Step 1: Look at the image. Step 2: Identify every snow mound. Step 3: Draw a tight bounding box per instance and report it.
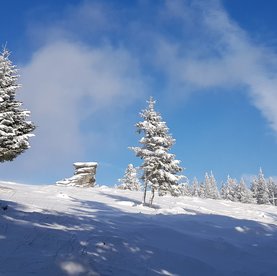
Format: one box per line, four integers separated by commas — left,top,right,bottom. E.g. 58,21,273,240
56,192,72,199
117,201,135,207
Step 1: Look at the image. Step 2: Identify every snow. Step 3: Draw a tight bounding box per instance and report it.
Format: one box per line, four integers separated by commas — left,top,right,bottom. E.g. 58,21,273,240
74,162,98,167
1,182,277,275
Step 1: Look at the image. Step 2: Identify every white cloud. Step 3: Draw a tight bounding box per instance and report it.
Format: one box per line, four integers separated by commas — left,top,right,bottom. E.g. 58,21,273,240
155,0,277,134
6,40,145,182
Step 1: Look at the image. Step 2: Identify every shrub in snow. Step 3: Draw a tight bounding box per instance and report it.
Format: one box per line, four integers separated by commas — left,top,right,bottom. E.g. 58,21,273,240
0,48,35,161
221,175,237,202
204,172,220,199
177,181,192,197
130,97,184,205
251,168,271,205
117,164,141,191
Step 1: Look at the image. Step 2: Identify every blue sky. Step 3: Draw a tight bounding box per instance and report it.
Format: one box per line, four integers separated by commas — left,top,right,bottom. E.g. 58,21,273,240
1,0,277,186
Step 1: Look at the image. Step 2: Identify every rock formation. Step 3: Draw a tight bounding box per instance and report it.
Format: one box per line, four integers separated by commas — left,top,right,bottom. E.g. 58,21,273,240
56,162,97,187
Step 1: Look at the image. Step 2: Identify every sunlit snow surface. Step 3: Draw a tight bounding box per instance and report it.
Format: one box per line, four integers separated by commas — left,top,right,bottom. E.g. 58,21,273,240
1,182,277,275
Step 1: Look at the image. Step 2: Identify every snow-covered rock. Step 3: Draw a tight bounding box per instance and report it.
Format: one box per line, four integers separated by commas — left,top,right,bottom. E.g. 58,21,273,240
56,162,97,187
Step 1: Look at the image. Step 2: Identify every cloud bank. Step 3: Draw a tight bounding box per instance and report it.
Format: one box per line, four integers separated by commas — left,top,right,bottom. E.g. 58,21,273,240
25,41,143,137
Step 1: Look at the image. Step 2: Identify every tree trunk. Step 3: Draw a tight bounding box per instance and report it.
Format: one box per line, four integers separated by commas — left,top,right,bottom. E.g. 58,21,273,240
143,182,148,205
150,188,155,206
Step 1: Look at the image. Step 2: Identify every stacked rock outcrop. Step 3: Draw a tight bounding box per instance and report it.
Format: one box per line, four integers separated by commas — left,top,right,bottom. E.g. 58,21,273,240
56,162,97,187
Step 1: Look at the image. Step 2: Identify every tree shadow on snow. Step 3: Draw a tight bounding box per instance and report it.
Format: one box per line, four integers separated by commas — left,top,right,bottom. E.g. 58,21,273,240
0,196,277,276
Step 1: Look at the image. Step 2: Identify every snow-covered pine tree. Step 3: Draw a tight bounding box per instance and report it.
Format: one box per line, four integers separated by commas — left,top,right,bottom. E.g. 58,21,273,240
198,182,206,198
204,172,220,199
191,177,199,197
251,168,270,205
130,97,183,205
117,164,141,191
267,177,277,205
221,175,237,201
235,178,254,204
210,172,220,199
204,173,210,198
0,48,35,162
250,177,258,203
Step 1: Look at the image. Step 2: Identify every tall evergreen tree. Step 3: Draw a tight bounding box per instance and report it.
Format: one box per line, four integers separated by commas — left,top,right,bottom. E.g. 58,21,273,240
117,164,141,191
0,48,35,161
130,97,183,205
251,168,270,205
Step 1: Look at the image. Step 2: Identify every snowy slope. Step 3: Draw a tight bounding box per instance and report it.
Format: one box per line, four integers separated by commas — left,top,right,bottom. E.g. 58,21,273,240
0,182,277,276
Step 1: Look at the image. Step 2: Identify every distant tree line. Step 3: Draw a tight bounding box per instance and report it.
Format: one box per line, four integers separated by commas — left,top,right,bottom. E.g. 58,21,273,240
117,164,277,206
179,168,277,206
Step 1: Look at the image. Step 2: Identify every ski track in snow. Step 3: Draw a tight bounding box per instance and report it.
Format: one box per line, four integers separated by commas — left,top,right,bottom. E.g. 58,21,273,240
0,182,277,276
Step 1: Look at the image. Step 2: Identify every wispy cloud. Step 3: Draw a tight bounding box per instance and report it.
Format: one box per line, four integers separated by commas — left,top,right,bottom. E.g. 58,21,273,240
153,0,277,134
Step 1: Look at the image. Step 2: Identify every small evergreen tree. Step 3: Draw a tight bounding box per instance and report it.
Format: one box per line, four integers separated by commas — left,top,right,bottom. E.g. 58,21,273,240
251,168,270,205
267,177,277,205
117,164,141,191
0,48,35,161
130,97,183,205
235,178,254,204
191,177,199,197
221,175,237,201
204,172,220,199
198,182,206,198
250,177,259,203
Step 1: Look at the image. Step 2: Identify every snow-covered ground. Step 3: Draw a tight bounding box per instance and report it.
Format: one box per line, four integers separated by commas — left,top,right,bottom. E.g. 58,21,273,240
0,182,277,276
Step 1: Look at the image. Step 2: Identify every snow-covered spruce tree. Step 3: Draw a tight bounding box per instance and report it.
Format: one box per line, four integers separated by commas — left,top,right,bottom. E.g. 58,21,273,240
235,178,254,204
117,164,141,191
198,182,206,198
191,177,200,197
0,48,35,161
267,177,277,205
221,175,237,201
251,168,270,205
130,97,183,205
204,172,220,199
